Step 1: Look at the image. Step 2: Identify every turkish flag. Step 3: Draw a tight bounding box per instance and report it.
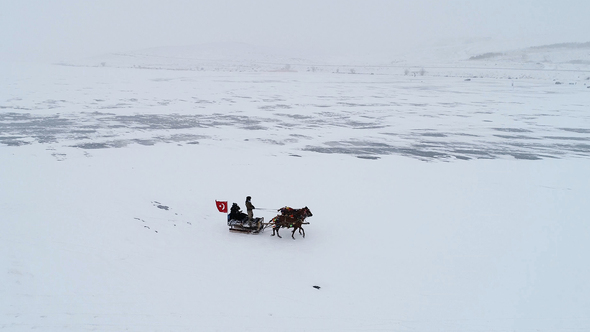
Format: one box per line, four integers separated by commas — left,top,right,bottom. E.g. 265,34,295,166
215,200,228,213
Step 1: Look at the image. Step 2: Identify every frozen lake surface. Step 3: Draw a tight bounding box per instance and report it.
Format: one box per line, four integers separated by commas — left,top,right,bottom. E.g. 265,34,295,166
2,63,589,161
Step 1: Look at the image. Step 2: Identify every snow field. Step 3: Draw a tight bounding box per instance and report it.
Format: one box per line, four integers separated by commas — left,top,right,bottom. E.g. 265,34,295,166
2,141,589,331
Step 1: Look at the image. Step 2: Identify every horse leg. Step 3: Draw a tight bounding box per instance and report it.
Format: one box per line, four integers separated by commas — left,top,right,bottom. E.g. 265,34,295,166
300,226,305,238
276,226,282,238
292,227,296,239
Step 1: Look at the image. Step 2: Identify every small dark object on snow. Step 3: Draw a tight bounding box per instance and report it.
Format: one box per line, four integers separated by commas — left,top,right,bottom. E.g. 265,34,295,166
313,285,321,290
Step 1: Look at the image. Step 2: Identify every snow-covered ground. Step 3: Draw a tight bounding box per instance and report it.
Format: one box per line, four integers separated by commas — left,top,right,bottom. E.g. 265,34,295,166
1,45,590,331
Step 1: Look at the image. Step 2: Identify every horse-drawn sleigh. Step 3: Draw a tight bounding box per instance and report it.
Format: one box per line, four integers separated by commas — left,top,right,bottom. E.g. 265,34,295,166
227,205,313,239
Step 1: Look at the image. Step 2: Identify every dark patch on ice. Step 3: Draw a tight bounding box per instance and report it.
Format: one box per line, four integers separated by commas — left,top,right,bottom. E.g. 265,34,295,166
290,134,312,139
493,135,540,140
257,139,285,145
276,113,313,120
303,137,562,161
544,136,589,141
73,142,111,149
399,148,447,159
451,148,492,158
492,128,533,133
133,139,157,146
242,124,267,130
349,123,388,130
557,143,590,153
419,132,448,138
70,129,97,134
0,137,31,146
454,133,482,137
510,153,542,160
73,140,132,149
304,140,448,160
156,134,208,143
2,109,590,161
112,114,207,130
560,128,590,134
0,112,214,148
260,104,292,110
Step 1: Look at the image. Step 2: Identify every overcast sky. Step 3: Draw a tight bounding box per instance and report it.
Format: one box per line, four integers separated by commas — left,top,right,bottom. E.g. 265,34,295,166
1,0,589,62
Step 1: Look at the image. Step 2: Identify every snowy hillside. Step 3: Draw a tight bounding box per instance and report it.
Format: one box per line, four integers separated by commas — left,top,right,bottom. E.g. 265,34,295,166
390,40,590,81
2,40,590,331
468,42,590,65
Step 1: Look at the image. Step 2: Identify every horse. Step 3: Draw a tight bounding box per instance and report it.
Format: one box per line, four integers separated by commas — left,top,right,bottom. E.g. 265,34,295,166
271,215,306,239
278,206,313,219
271,207,313,239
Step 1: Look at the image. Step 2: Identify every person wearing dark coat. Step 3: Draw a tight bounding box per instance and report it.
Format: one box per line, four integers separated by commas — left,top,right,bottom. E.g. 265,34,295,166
229,203,247,221
245,196,255,222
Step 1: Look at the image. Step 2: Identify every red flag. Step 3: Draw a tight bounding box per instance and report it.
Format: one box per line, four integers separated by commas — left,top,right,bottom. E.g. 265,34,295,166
215,200,228,213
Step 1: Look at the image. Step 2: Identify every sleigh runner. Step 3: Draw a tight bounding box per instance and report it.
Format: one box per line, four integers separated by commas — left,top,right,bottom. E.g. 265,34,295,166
228,216,266,234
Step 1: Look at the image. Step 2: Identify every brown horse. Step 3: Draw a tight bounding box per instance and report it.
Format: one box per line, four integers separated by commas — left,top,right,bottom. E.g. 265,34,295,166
271,207,313,239
278,206,313,219
271,215,307,239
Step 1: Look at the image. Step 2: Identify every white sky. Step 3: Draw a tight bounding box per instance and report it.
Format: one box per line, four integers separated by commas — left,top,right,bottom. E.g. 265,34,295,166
1,0,589,62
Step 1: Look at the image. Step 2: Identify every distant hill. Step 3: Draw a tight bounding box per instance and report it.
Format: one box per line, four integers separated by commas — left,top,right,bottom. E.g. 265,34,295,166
60,42,319,72
467,42,590,65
